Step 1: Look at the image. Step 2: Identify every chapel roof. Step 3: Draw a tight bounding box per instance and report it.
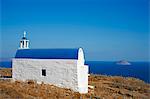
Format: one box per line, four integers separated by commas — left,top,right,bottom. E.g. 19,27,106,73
15,48,80,59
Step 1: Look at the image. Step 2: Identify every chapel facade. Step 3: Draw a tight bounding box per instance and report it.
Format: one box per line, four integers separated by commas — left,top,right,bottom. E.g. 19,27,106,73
12,31,89,93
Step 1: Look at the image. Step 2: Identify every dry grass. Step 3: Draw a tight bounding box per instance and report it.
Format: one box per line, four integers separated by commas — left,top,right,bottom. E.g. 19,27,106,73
0,79,92,99
0,68,150,99
89,75,150,99
0,68,12,77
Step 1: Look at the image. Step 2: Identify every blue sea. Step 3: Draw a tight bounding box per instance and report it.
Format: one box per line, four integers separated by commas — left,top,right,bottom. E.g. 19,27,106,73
86,61,150,83
0,60,149,83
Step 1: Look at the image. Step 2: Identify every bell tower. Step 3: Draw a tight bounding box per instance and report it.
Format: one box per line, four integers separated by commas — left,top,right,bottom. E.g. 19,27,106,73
19,31,30,49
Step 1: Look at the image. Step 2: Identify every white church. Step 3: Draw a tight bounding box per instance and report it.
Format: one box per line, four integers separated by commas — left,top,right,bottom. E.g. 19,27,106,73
12,31,89,93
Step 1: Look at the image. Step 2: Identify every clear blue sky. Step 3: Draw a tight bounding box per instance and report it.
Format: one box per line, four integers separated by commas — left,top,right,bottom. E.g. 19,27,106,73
0,0,149,61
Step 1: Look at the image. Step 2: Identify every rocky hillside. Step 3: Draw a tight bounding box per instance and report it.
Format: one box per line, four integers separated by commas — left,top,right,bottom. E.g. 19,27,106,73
0,68,149,99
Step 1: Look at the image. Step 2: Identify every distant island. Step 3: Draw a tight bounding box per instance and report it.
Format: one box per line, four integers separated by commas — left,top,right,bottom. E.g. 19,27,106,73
116,60,131,65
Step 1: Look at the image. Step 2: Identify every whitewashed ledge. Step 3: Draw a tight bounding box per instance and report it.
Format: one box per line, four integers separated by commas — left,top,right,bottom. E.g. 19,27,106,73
0,78,12,80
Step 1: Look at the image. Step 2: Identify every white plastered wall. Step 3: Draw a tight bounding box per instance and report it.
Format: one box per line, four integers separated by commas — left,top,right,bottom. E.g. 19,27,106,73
12,59,79,92
77,48,89,93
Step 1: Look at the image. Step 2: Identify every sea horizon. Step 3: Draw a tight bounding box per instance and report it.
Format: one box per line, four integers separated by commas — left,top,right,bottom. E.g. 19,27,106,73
0,59,149,83
0,58,150,62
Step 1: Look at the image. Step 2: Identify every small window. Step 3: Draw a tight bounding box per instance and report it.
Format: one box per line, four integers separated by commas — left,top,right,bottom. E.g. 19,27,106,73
42,69,46,76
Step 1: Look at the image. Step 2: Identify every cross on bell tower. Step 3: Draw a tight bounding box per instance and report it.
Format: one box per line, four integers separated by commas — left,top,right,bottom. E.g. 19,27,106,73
19,31,30,49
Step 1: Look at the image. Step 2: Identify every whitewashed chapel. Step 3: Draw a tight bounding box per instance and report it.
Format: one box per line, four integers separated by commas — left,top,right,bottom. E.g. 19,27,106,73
12,31,89,93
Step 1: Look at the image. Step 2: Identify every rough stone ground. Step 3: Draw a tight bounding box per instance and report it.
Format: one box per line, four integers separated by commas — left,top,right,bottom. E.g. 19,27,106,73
0,68,150,99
